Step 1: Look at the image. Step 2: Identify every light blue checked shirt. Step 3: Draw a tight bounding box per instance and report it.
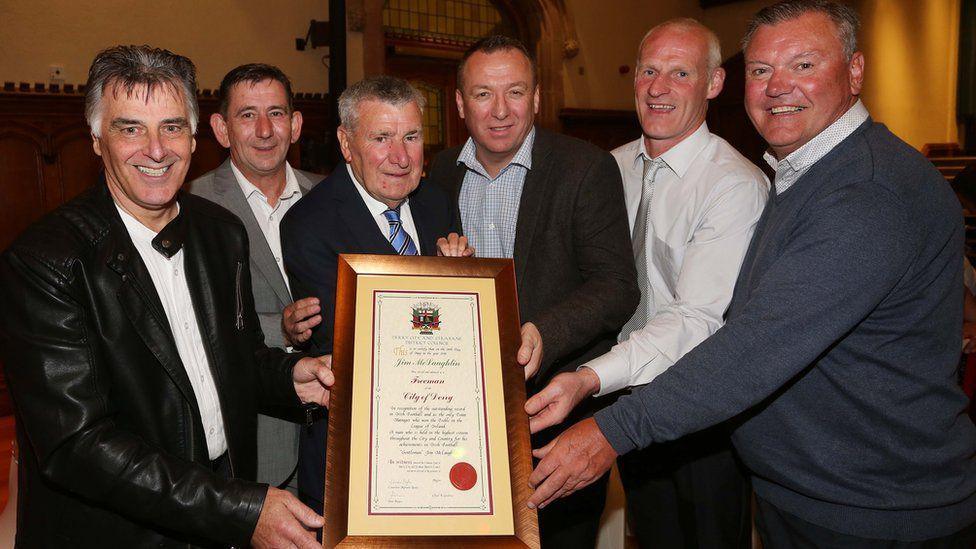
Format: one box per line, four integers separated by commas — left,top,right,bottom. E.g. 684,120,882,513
456,128,536,259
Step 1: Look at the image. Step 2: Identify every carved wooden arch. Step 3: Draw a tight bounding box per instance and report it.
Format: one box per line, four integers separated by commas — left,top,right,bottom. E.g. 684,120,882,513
358,0,578,130
492,0,579,129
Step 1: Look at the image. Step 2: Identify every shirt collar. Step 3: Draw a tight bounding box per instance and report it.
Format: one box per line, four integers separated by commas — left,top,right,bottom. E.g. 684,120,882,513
230,160,302,203
115,201,187,258
763,99,870,175
456,126,536,178
632,122,710,179
345,163,407,217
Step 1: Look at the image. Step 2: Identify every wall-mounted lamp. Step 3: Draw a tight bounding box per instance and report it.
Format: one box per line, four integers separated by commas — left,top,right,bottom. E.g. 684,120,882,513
296,20,332,51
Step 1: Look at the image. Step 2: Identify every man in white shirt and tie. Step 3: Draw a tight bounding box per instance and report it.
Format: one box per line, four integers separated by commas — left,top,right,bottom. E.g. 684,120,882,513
526,18,768,548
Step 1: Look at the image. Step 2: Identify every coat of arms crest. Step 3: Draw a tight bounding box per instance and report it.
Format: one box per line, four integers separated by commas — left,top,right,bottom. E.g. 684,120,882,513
411,302,441,335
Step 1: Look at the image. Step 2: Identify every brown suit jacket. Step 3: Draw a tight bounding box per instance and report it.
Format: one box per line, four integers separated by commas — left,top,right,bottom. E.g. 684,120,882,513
428,128,639,438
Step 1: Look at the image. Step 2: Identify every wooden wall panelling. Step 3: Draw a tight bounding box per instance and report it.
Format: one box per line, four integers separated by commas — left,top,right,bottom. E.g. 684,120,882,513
0,127,46,253
558,108,640,152
53,124,104,206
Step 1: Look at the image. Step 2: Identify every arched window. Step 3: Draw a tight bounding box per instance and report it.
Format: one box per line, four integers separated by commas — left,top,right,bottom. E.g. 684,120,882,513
383,0,517,47
412,81,444,149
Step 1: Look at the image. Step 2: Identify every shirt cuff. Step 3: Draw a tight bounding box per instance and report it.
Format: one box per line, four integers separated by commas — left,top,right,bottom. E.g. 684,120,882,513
582,352,630,397
594,407,638,456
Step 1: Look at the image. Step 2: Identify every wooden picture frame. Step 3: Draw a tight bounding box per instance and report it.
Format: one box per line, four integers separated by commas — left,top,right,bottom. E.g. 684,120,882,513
325,254,539,548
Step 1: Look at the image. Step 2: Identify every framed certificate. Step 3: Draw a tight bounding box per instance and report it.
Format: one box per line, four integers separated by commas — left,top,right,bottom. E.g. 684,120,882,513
324,254,539,548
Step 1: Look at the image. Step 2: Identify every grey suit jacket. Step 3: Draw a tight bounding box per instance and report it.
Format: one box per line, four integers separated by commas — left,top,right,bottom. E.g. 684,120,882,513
188,158,320,488
189,159,319,348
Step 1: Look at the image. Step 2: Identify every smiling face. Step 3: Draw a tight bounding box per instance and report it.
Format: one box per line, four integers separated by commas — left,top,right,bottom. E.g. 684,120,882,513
92,81,195,229
211,78,302,184
744,11,864,159
635,25,724,158
338,99,424,208
456,48,539,176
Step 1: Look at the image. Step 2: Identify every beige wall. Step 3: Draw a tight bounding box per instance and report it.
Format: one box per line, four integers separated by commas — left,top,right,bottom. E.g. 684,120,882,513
561,0,703,110
854,0,960,148
0,0,330,92
701,0,778,59
0,0,960,148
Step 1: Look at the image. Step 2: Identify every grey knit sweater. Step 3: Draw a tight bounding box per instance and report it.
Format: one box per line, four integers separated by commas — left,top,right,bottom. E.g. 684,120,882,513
595,120,976,541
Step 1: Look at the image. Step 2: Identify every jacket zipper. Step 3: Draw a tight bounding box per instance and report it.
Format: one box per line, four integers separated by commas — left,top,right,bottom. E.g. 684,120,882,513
235,261,244,331
227,263,242,479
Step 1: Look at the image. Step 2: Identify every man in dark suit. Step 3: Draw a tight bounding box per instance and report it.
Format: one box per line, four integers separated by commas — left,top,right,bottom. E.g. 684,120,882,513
189,63,321,493
281,75,466,515
425,36,639,548
0,45,333,548
527,2,976,546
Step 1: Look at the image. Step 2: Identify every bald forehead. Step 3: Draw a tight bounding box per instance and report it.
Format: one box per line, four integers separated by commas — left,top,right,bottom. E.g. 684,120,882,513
641,25,708,57
639,29,712,72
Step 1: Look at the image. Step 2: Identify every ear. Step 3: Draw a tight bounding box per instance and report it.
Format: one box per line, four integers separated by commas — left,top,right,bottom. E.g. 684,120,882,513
337,126,353,163
210,112,231,148
92,133,102,157
191,136,196,154
849,51,865,96
706,67,725,100
290,110,304,144
455,89,465,119
532,84,541,114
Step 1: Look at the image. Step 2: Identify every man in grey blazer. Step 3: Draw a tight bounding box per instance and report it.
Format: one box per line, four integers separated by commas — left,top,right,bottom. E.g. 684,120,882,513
188,63,322,493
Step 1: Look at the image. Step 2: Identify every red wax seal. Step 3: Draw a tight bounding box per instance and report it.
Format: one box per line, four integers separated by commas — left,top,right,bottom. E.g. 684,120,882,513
449,462,477,491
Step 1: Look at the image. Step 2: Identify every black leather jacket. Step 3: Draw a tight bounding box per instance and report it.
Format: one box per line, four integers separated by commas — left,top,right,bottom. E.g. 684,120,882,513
0,184,303,547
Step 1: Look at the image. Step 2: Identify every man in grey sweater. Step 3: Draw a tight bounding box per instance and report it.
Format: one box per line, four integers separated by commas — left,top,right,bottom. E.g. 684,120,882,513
526,1,976,546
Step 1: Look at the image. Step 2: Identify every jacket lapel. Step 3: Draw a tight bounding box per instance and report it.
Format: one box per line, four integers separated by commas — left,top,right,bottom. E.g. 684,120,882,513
178,212,230,391
332,166,399,254
212,160,293,306
294,169,319,196
445,158,467,234
513,128,552,281
411,185,438,256
102,203,200,415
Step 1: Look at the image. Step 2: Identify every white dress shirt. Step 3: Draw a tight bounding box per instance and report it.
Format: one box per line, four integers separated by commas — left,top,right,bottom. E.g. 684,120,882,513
116,204,227,459
346,163,421,248
230,161,302,290
586,122,769,396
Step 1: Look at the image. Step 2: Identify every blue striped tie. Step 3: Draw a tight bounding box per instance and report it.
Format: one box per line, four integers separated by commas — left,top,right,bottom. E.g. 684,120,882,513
383,207,419,256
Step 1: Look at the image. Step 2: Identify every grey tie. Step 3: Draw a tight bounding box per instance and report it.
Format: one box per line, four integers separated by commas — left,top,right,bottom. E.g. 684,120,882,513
619,158,667,342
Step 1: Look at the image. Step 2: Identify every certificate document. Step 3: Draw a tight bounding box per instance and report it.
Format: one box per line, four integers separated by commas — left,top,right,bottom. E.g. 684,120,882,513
369,290,491,514
345,273,515,537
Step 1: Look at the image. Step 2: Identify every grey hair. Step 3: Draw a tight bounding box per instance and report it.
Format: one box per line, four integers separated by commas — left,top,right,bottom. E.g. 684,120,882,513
85,45,199,137
338,75,426,132
742,0,860,61
638,18,722,75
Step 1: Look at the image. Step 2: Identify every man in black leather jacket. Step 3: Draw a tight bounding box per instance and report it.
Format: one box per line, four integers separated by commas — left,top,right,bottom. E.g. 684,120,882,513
0,45,333,548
